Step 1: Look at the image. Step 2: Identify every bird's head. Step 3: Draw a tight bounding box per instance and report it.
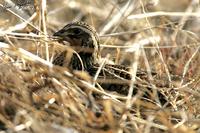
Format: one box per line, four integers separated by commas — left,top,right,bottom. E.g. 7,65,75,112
53,21,100,58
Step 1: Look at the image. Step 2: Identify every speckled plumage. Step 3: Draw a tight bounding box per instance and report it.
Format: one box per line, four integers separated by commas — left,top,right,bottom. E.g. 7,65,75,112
53,21,168,104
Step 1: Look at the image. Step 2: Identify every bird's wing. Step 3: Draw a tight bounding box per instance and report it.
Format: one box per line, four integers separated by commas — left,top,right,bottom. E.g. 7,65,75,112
90,64,157,82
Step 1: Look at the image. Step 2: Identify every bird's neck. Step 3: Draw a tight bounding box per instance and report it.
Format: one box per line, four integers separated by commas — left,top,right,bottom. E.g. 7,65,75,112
70,37,99,72
70,52,95,71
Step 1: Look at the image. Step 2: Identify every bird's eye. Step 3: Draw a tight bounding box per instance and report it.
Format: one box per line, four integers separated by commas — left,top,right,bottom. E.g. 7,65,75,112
73,28,81,34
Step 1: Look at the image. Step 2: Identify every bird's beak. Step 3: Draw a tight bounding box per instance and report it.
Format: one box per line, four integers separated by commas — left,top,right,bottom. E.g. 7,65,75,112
53,30,72,45
53,29,71,43
53,29,65,37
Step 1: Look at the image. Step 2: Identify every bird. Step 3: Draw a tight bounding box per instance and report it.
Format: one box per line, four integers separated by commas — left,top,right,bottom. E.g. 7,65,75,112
52,21,168,105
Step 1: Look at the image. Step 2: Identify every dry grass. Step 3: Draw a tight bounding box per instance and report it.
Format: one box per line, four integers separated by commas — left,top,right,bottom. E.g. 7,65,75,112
0,0,200,132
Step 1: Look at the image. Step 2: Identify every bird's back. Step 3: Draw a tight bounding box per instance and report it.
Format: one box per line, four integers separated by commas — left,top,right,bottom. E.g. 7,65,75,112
89,64,159,94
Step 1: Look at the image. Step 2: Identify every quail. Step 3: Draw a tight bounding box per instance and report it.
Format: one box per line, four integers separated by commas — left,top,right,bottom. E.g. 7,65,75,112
53,21,167,104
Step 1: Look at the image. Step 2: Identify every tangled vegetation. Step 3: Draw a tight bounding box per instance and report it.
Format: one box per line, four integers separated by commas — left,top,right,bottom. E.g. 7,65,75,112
0,0,200,132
